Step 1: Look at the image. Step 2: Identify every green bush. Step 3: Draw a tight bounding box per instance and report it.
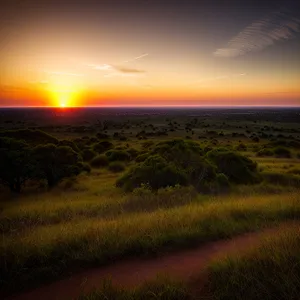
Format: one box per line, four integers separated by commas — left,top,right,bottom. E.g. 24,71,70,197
216,173,230,187
116,155,188,191
81,148,97,162
108,161,125,173
262,172,300,187
207,149,259,184
90,155,109,168
273,146,291,158
93,141,113,153
256,148,274,157
235,143,247,151
135,153,149,162
106,150,130,161
81,163,91,173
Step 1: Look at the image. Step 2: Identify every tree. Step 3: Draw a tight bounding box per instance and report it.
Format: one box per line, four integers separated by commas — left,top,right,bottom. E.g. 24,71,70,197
0,138,34,192
33,144,83,188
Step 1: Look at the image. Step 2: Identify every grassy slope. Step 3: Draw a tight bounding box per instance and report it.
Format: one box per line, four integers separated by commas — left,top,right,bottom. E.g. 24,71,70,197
208,225,300,300
1,191,300,293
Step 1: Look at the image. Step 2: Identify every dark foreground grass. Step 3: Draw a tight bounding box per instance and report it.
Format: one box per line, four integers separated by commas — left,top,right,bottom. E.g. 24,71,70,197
208,225,300,300
1,193,300,294
80,225,300,300
79,277,191,300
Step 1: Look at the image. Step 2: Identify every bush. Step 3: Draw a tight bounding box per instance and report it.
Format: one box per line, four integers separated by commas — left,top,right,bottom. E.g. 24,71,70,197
256,148,274,157
108,161,125,173
0,137,35,192
33,144,84,188
81,148,97,162
116,155,188,191
135,153,149,162
106,150,131,161
81,163,91,173
207,149,259,184
287,168,300,176
216,173,230,187
90,155,109,168
235,143,247,151
273,146,291,158
262,172,300,187
0,129,58,145
93,141,113,153
96,132,110,140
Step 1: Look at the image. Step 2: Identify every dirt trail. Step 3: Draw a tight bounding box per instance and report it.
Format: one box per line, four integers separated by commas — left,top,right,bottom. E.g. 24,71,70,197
8,222,298,300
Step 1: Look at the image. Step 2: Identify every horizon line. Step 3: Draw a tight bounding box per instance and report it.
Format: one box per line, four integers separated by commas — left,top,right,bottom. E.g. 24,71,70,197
1,104,300,109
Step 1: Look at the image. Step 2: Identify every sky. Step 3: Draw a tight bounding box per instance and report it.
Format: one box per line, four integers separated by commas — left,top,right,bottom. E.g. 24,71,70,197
0,0,300,107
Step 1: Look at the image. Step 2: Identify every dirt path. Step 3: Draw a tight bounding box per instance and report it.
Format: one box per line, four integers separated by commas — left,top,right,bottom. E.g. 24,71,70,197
8,222,298,300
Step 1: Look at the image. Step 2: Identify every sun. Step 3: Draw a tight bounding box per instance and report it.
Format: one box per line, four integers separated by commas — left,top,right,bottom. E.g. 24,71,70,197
48,85,79,108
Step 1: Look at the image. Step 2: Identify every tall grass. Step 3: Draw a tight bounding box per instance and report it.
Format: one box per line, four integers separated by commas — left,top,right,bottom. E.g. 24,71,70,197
1,192,300,293
208,225,300,300
79,277,191,300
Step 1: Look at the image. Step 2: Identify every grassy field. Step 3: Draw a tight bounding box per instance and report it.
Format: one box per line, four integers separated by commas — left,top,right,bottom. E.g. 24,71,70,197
79,225,300,300
1,108,300,299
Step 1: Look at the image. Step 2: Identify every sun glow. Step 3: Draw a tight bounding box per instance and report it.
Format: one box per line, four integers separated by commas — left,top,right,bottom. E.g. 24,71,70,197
47,84,81,108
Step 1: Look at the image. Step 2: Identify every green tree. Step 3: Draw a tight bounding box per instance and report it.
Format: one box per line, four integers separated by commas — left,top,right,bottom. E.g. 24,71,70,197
33,144,83,188
0,138,34,192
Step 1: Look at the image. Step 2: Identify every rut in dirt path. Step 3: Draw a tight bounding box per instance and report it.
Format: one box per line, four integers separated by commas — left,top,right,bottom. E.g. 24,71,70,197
8,222,299,300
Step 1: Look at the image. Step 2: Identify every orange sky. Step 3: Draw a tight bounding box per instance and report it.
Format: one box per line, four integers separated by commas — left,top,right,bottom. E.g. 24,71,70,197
1,0,299,107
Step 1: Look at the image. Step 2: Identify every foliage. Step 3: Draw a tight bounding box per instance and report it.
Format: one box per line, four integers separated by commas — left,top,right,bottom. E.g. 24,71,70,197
0,129,58,145
93,141,113,153
256,148,274,157
90,155,109,168
106,150,131,162
0,137,35,192
81,148,97,162
207,148,259,184
116,155,188,191
108,161,126,172
273,146,291,158
32,144,83,188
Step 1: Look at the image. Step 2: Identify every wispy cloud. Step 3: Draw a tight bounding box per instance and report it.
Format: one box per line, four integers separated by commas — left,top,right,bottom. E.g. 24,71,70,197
45,71,85,77
189,73,246,86
113,66,145,74
214,5,300,57
87,64,112,71
123,53,149,63
86,53,148,76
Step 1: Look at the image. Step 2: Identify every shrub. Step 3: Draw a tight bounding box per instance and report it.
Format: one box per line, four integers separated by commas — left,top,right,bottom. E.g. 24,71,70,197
135,153,149,162
106,150,131,161
256,148,274,157
108,161,125,173
93,141,113,153
262,172,300,187
273,146,291,158
33,144,84,188
81,148,97,162
116,155,188,191
90,155,109,168
0,137,35,192
216,173,230,187
58,140,79,152
81,163,91,173
127,148,139,159
207,149,259,184
235,143,247,151
287,168,300,176
0,129,58,145
96,132,110,140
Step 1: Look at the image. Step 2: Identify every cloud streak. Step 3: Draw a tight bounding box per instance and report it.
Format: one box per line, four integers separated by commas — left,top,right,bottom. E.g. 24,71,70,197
45,71,85,77
123,53,149,63
214,5,300,57
189,73,246,86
